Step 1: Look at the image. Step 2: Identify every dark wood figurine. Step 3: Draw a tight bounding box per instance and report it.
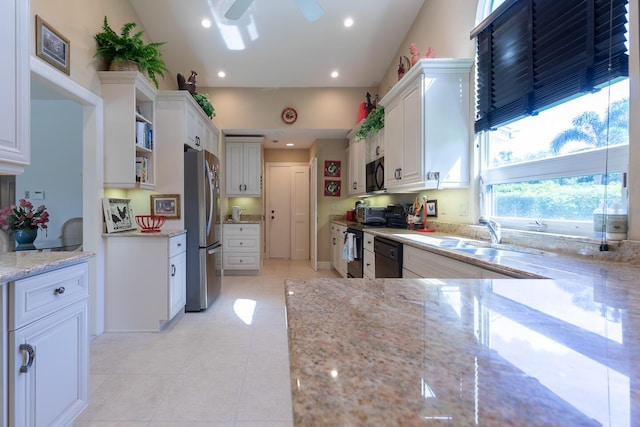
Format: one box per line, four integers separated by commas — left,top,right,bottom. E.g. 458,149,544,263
177,70,198,93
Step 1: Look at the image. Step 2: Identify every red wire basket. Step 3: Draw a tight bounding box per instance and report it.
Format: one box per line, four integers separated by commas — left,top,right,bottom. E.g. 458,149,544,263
135,215,167,233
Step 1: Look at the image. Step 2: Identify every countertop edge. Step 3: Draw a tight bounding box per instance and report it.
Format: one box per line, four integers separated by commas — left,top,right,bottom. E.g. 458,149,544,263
0,251,95,283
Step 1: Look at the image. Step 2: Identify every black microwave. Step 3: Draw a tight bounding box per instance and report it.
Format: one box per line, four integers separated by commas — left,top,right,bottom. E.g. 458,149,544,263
366,157,384,193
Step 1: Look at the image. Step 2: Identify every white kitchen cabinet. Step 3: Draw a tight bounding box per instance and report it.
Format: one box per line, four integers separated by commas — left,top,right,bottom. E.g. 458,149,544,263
104,232,187,331
98,71,157,190
223,223,261,272
365,130,384,163
363,232,375,279
8,263,89,427
0,0,29,174
380,59,473,192
347,126,366,196
225,138,263,196
168,235,187,319
402,245,516,278
156,91,219,154
330,223,348,278
347,141,366,196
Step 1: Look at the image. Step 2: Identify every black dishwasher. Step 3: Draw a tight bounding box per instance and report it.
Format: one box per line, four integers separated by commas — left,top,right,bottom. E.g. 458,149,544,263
374,236,403,278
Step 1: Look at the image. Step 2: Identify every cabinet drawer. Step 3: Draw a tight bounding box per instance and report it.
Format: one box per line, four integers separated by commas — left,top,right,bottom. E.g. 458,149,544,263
224,223,260,236
363,233,375,252
363,249,375,279
223,253,260,269
224,236,259,252
10,263,89,330
169,233,187,257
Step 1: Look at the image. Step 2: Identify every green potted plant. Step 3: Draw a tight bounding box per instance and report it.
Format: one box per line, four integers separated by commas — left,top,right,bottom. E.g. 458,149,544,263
93,16,168,88
192,92,216,119
356,105,385,141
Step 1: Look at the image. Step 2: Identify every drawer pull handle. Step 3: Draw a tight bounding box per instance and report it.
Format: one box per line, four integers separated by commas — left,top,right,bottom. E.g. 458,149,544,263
19,344,35,373
177,242,182,247
54,287,66,295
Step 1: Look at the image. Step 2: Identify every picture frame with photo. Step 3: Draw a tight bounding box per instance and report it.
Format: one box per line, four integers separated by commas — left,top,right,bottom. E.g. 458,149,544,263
35,15,70,75
102,198,136,233
426,200,438,217
150,194,181,219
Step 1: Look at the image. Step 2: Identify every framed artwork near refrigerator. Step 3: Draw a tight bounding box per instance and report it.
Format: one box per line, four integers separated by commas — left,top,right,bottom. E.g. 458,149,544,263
102,198,136,233
150,194,180,219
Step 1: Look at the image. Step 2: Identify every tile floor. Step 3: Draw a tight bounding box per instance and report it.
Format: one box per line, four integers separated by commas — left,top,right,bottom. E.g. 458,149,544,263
75,259,338,427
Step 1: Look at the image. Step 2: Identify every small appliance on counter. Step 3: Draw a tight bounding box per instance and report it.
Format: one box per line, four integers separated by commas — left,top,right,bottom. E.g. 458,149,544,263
355,206,387,225
232,205,242,222
385,204,412,229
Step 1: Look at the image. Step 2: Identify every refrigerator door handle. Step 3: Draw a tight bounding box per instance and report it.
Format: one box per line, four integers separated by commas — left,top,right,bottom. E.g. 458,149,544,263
205,159,214,235
208,245,222,255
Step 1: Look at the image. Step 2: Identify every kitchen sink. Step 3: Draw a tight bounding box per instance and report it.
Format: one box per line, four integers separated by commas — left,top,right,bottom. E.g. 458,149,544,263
392,233,551,258
453,247,531,257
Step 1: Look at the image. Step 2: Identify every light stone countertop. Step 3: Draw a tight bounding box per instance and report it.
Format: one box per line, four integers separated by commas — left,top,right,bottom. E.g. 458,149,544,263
0,251,95,283
285,277,636,426
102,228,186,238
332,220,640,287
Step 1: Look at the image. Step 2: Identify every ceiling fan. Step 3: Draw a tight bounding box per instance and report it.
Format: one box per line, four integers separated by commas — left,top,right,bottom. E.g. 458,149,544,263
225,0,324,22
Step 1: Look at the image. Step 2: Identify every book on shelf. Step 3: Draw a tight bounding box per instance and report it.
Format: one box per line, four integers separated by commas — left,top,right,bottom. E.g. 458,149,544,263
135,122,153,150
135,157,142,182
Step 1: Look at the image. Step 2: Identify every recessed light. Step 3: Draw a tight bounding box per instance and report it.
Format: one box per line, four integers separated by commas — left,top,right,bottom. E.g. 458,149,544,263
218,71,226,78
286,143,294,147
201,18,211,28
344,17,354,27
331,71,339,78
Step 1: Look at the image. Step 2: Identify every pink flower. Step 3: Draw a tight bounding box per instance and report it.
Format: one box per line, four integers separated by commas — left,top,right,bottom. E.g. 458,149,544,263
0,200,50,235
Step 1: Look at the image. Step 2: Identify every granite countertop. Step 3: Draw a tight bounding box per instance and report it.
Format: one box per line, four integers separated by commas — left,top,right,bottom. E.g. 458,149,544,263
0,251,95,283
332,220,639,287
285,277,636,426
102,228,186,238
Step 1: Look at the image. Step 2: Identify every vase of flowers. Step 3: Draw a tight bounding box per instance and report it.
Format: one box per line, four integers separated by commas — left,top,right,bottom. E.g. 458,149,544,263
0,199,50,245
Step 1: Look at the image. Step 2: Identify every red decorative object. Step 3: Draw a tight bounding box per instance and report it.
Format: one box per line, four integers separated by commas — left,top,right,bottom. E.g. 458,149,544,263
324,180,341,197
281,107,298,124
357,102,369,123
135,215,167,232
324,160,341,177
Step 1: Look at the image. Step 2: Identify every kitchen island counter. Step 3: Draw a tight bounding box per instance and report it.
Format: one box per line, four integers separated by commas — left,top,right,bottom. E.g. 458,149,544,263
285,277,636,426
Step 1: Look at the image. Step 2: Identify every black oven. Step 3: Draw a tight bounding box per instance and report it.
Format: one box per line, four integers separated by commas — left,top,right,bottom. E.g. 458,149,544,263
346,226,364,278
365,157,384,193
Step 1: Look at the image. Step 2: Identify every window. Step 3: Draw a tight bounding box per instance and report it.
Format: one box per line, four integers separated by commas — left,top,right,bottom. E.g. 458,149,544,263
474,0,629,237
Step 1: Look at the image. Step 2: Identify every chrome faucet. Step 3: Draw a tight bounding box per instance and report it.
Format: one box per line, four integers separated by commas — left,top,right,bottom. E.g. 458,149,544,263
479,217,501,244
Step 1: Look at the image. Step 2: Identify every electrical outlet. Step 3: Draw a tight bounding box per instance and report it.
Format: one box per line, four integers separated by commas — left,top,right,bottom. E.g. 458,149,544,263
459,202,468,216
331,204,339,211
24,190,30,198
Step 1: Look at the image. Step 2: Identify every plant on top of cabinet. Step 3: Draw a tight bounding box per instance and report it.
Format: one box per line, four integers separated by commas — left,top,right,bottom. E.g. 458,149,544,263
192,92,216,119
93,16,168,88
356,104,384,141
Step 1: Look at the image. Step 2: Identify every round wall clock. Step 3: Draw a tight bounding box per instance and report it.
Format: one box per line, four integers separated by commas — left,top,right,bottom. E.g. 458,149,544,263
281,107,298,124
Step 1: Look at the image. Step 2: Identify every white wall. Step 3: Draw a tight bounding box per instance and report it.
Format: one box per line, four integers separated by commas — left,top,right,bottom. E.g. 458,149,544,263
19,99,83,240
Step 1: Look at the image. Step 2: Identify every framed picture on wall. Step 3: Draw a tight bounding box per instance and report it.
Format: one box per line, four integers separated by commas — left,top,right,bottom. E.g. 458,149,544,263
150,194,181,219
102,198,135,233
35,15,70,75
324,180,341,197
426,200,438,217
324,160,341,177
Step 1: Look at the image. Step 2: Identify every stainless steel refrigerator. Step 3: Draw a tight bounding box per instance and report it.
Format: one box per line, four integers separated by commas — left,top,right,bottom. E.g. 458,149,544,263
184,148,222,311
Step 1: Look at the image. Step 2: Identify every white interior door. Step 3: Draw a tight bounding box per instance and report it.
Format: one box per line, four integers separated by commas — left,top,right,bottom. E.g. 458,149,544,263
309,158,317,270
291,165,309,260
267,164,291,258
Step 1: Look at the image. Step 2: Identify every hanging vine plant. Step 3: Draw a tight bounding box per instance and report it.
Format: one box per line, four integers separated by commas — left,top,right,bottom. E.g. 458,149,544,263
356,105,384,141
